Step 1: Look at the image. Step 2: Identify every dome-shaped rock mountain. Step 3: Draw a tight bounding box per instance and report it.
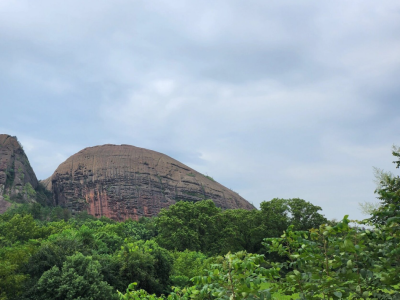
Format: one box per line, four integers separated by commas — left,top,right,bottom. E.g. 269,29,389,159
44,144,254,221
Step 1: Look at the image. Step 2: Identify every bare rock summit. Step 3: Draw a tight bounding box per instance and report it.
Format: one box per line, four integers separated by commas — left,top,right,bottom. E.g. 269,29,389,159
44,144,254,221
0,134,38,213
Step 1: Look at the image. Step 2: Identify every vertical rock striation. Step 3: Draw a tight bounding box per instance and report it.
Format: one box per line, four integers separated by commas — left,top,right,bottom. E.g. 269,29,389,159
44,144,254,221
0,134,38,213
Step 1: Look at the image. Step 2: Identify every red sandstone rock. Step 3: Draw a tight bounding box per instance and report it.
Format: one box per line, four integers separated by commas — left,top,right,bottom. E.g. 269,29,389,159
44,144,254,221
0,134,38,209
0,198,11,214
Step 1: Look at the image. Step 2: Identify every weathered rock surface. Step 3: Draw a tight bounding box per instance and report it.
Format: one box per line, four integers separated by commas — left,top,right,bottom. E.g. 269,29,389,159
45,144,254,221
0,134,38,211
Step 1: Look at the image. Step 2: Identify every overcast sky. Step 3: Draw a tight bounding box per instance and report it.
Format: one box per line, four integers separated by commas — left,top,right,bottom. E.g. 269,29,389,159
1,0,399,221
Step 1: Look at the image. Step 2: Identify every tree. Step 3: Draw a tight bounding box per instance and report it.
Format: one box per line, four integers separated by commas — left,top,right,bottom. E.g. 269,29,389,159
358,201,380,216
155,200,221,253
257,198,327,240
120,218,157,241
262,148,400,299
170,250,208,287
116,240,173,295
0,244,36,300
259,198,290,238
286,198,327,231
371,146,400,225
0,214,48,244
211,209,262,254
35,252,117,300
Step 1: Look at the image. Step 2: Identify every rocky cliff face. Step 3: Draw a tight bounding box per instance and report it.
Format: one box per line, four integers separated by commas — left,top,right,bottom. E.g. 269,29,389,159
0,134,39,213
44,144,254,221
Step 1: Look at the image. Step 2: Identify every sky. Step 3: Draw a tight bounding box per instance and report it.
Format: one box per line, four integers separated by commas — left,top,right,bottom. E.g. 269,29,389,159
1,0,400,221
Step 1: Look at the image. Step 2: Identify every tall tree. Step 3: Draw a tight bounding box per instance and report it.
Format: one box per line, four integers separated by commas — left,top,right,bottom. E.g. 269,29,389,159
371,146,400,225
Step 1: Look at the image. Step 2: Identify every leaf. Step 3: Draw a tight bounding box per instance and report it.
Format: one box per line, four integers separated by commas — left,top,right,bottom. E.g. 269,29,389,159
333,291,342,298
344,239,354,251
386,217,400,225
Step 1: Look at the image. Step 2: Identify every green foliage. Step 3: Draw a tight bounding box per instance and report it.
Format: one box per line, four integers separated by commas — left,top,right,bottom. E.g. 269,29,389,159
34,182,53,206
170,250,208,287
358,201,380,216
0,207,168,299
0,214,50,244
285,198,328,231
1,203,70,222
0,196,329,300
156,200,221,253
5,164,15,190
370,147,400,226
119,252,279,300
205,175,215,182
35,252,117,300
261,198,327,237
116,239,173,295
95,231,124,254
73,210,97,223
187,251,278,299
211,209,263,254
156,199,326,256
0,243,37,300
264,214,400,299
118,283,165,300
120,218,157,241
23,183,36,199
8,147,400,300
259,147,400,299
22,241,68,282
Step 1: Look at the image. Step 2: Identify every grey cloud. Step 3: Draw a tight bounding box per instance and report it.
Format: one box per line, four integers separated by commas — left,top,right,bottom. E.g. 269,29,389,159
1,0,400,221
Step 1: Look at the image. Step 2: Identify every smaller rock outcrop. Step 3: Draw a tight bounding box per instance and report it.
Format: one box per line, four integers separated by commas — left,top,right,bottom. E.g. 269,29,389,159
0,134,38,212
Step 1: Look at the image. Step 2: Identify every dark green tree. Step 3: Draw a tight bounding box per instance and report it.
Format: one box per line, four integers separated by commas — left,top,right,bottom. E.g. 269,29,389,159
211,209,261,254
285,198,327,231
258,198,327,236
35,253,117,300
155,200,220,253
116,240,173,295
